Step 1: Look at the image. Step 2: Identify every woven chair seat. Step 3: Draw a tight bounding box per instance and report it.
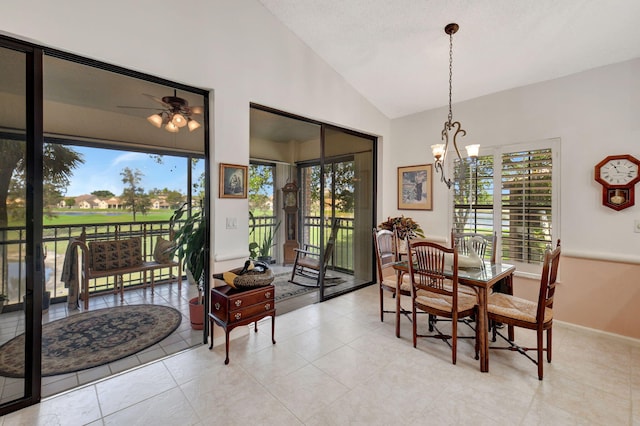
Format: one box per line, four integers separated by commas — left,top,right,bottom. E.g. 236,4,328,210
488,292,552,325
415,290,477,313
381,274,412,293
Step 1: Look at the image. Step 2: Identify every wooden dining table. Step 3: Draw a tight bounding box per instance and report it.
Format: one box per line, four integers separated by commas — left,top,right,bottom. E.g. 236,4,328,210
393,260,515,372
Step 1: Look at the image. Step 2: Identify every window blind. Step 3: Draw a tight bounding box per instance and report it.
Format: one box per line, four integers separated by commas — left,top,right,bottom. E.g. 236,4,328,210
500,148,553,264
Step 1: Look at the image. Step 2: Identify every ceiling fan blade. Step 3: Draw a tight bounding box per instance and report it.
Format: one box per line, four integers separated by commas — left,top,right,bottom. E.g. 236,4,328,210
117,105,163,111
142,93,170,107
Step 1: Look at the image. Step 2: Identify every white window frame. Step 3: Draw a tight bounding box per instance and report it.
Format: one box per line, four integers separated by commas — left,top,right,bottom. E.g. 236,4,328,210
449,138,561,276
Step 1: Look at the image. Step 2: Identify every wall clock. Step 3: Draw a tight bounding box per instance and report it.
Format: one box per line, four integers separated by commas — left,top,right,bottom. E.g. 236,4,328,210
281,181,300,265
594,154,640,211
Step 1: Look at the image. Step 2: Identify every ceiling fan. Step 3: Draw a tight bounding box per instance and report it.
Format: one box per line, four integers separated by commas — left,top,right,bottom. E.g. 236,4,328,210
121,90,203,133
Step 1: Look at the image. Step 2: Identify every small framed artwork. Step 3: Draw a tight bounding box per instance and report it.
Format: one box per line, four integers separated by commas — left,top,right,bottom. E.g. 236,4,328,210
219,163,248,199
398,164,433,210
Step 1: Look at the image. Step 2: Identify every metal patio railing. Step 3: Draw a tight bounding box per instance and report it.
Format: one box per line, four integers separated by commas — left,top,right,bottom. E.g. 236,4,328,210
0,220,180,310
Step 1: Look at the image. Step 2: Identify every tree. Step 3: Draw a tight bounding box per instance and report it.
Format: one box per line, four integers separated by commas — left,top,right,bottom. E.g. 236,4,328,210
148,187,184,209
120,167,150,220
331,162,355,213
249,164,274,213
63,197,76,208
307,161,355,215
91,190,115,198
165,190,185,209
0,139,83,227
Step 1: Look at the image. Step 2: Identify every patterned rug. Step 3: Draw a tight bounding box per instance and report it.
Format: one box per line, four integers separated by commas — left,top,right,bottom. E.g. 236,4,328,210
273,272,345,301
0,304,182,377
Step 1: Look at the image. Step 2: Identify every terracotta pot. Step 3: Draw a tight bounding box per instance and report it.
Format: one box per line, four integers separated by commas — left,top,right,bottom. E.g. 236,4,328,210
189,297,204,330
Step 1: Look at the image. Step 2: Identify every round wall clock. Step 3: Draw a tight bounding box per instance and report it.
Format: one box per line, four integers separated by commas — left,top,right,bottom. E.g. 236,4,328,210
594,154,640,211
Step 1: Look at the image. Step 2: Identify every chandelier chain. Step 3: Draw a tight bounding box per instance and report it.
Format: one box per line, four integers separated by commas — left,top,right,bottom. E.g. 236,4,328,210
448,31,453,125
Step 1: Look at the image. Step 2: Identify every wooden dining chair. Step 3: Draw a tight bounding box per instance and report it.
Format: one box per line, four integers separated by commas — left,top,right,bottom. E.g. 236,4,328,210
487,240,561,380
373,228,411,324
451,230,497,263
452,230,511,296
407,240,479,364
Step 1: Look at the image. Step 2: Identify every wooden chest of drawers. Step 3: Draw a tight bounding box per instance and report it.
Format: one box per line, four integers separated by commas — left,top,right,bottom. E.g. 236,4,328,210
208,284,276,364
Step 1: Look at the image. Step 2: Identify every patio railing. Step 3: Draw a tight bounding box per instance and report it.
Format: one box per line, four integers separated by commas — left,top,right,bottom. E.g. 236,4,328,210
1,215,356,310
0,220,180,310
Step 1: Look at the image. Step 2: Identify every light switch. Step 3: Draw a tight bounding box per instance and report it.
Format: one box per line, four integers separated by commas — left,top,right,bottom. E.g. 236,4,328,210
226,217,237,229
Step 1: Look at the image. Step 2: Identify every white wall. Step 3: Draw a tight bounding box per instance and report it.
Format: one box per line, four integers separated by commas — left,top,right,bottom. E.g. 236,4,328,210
0,0,390,273
390,58,640,261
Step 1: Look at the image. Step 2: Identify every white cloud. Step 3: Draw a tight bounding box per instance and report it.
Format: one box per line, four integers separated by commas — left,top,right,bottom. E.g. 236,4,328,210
111,152,147,166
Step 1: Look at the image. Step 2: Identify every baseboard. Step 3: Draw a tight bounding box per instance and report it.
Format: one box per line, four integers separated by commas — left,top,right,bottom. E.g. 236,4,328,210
555,319,640,346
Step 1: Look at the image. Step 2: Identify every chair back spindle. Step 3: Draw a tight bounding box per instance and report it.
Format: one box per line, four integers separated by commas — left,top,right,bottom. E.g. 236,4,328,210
537,240,561,323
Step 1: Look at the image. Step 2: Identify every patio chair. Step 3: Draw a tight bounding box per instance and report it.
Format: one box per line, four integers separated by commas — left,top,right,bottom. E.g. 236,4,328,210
289,219,340,288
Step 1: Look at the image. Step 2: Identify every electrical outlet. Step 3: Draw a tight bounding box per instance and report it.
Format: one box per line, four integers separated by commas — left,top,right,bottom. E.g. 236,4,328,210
635,220,640,233
226,217,237,229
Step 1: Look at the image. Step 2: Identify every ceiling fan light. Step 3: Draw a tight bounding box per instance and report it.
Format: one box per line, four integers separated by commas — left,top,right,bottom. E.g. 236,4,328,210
187,118,201,132
165,121,179,133
147,113,163,128
172,113,187,128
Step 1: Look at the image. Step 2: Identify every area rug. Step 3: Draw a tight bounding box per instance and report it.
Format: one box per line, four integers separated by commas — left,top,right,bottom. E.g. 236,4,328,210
273,272,345,301
0,304,182,378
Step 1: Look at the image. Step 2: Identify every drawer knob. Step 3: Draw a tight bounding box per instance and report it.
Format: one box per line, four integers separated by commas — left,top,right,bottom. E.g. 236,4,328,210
214,302,221,311
265,292,271,298
235,300,242,307
234,313,242,320
265,303,271,310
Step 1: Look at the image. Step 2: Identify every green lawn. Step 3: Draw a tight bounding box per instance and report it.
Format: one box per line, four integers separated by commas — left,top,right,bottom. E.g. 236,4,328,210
41,210,174,226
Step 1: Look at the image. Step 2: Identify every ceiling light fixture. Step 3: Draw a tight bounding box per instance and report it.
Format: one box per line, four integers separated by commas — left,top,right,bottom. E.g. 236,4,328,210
187,118,201,132
431,23,478,189
145,90,202,133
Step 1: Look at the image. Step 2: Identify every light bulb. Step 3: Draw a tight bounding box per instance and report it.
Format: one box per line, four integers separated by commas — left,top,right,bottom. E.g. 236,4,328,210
172,113,187,128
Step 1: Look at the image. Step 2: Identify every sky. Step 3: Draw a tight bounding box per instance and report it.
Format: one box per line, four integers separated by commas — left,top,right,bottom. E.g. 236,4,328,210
65,146,204,197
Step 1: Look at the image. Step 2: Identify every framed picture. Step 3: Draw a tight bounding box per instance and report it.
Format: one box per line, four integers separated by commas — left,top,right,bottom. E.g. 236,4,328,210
398,164,433,210
219,163,248,199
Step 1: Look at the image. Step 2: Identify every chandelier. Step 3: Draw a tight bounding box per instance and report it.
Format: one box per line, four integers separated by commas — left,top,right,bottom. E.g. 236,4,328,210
146,91,202,133
431,23,479,189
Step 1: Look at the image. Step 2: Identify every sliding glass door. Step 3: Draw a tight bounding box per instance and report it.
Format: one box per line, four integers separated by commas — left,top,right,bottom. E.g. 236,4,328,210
0,38,44,414
250,105,376,303
0,34,210,415
297,126,375,299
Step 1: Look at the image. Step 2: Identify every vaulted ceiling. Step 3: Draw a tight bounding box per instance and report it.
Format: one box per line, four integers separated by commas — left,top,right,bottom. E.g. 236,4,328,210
258,0,640,118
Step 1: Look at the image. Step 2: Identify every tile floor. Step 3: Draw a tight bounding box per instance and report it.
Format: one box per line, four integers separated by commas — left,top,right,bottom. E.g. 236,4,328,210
0,280,202,403
2,284,639,425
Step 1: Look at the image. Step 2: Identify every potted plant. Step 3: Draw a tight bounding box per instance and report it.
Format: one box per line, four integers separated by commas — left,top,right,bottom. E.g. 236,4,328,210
379,216,425,239
379,216,425,252
249,220,281,263
170,202,206,330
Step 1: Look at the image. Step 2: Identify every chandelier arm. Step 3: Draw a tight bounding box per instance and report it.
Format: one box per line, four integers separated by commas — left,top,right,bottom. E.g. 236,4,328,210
449,121,466,160
434,159,453,189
